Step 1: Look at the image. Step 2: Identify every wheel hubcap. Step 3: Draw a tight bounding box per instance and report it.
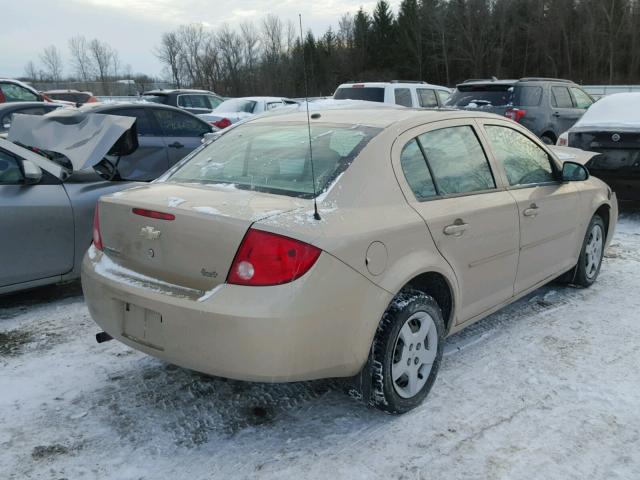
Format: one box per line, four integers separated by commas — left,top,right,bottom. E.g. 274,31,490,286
585,224,604,280
391,311,438,399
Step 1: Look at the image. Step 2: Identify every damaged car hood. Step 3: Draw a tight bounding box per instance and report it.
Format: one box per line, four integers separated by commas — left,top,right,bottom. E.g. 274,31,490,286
7,109,138,171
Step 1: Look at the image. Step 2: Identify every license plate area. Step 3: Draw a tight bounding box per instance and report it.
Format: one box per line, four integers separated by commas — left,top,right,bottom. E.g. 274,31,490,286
122,302,165,351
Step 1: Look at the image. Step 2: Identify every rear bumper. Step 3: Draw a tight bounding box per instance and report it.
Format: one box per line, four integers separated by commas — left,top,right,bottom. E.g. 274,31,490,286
81,249,391,382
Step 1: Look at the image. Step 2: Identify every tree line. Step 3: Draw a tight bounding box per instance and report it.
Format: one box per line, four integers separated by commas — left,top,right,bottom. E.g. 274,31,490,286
23,0,640,98
154,0,640,97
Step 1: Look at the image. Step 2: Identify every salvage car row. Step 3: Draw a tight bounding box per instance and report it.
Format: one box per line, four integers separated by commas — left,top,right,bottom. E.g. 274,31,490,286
0,74,631,414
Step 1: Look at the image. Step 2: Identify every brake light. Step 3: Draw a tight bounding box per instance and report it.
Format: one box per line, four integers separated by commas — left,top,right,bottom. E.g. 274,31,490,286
132,208,175,221
212,118,232,129
92,204,103,251
227,229,321,286
0,89,5,103
86,96,98,103
352,84,365,88
505,108,527,122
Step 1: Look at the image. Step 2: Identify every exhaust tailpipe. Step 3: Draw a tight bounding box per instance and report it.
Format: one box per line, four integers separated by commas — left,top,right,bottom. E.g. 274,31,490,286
95,331,113,343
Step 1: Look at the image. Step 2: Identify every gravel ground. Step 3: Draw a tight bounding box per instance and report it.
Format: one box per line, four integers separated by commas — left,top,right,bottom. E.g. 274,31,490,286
1,212,639,480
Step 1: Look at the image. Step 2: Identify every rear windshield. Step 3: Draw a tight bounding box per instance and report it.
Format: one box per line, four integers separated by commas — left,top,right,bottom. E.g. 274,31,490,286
447,84,542,108
334,87,385,102
46,92,90,103
165,123,381,198
215,99,257,113
141,94,166,104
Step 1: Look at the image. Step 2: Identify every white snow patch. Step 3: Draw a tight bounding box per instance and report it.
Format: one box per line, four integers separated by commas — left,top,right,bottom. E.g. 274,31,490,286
192,206,224,216
167,197,186,208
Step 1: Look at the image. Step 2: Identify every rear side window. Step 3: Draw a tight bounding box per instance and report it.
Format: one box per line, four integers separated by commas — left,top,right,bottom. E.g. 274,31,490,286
551,87,574,108
394,88,412,107
514,86,542,106
484,125,556,186
333,87,385,102
0,150,23,184
207,95,222,109
152,109,210,137
570,88,593,109
418,126,495,195
400,139,436,199
436,90,450,105
417,89,438,108
167,123,381,198
178,94,210,109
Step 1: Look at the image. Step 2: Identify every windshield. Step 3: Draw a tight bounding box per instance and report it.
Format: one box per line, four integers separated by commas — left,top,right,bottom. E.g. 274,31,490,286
447,84,515,107
334,87,385,102
215,99,257,113
165,122,381,198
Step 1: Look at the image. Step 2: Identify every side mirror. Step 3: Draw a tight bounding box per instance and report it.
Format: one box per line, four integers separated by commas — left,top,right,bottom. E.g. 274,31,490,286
22,159,43,185
562,161,589,182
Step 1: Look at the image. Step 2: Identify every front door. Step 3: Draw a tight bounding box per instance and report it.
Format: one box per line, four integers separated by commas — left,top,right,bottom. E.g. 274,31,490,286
395,122,520,323
481,123,582,293
0,149,74,287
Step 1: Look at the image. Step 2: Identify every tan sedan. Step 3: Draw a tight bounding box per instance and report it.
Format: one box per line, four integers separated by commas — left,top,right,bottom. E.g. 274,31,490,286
82,107,617,413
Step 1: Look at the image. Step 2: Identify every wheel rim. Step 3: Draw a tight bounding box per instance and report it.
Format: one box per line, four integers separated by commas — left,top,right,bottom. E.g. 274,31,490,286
391,311,438,399
585,223,604,280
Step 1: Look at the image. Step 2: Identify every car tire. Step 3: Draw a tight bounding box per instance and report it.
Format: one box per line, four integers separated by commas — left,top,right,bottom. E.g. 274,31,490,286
564,215,606,287
352,290,444,414
541,134,556,145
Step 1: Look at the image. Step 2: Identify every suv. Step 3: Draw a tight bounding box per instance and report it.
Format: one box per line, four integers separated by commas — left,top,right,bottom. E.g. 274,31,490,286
141,89,223,115
446,77,595,144
0,79,44,103
333,81,451,108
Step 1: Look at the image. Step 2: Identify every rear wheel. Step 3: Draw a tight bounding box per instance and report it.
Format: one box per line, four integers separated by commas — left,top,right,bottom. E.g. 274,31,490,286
541,133,556,145
354,291,444,414
567,215,606,287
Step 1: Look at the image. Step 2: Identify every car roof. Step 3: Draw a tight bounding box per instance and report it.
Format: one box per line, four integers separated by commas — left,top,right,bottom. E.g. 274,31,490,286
142,89,216,95
43,89,91,94
245,105,502,129
79,101,208,118
458,77,576,87
0,101,62,111
337,81,450,91
222,96,288,103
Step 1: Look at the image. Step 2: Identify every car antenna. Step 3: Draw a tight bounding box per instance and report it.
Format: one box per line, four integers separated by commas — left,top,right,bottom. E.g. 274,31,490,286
299,13,321,221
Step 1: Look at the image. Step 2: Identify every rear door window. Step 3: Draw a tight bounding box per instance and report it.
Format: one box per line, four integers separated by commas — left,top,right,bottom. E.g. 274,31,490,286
394,88,412,107
152,109,210,137
418,126,496,195
333,87,385,102
400,139,437,199
178,94,210,110
514,86,542,106
417,89,438,108
206,95,222,109
0,150,24,184
436,90,450,105
570,88,594,109
484,125,556,186
106,108,159,136
551,87,574,108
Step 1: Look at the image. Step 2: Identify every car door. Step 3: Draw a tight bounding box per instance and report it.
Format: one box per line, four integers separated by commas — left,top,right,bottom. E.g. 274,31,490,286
550,85,583,133
480,122,582,293
394,121,520,323
0,148,74,287
103,107,169,181
151,108,212,166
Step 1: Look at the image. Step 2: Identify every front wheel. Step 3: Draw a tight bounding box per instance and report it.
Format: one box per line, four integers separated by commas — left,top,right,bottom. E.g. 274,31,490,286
571,215,606,287
355,291,445,414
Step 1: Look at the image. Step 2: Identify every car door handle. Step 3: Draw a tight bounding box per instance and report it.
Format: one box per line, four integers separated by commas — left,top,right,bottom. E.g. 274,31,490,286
552,111,561,117
523,204,539,217
443,221,468,236
168,142,184,148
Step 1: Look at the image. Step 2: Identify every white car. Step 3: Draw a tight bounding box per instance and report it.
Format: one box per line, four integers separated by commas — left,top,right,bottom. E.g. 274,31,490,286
333,81,451,108
198,97,298,130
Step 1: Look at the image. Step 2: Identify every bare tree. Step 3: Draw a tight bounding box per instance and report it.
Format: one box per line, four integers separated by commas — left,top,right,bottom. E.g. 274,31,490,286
23,61,39,81
89,39,115,93
68,36,93,83
40,45,63,83
217,24,244,95
154,31,183,88
240,21,260,92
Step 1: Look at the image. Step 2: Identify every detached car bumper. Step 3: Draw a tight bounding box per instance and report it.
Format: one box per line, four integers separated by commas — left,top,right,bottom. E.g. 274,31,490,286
81,249,391,382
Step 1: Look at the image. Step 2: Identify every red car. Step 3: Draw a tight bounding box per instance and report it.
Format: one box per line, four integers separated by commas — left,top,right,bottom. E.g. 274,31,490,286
0,79,45,103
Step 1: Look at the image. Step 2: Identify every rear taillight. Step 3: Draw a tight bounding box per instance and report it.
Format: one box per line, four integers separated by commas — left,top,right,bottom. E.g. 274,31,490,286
132,208,175,221
211,118,232,129
227,229,321,286
86,96,98,103
505,108,527,122
92,204,103,251
0,89,5,103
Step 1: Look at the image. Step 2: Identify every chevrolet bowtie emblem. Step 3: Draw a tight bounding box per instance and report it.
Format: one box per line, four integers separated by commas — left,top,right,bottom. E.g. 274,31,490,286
140,226,161,240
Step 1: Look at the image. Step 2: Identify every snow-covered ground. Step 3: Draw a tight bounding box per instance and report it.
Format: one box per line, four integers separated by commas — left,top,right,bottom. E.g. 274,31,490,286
2,212,640,480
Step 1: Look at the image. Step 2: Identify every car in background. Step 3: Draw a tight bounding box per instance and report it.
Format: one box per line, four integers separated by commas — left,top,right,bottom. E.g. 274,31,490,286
0,116,137,295
79,103,213,181
446,77,595,144
82,106,616,414
43,89,98,106
0,101,67,136
197,97,299,129
0,79,45,103
141,89,224,115
557,92,640,201
333,81,451,108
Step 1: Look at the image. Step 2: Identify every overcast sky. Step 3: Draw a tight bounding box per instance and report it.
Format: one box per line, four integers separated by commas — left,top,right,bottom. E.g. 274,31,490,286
1,0,401,79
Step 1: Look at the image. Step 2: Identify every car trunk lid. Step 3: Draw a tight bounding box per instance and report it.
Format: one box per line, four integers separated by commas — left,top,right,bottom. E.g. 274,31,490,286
97,183,303,292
